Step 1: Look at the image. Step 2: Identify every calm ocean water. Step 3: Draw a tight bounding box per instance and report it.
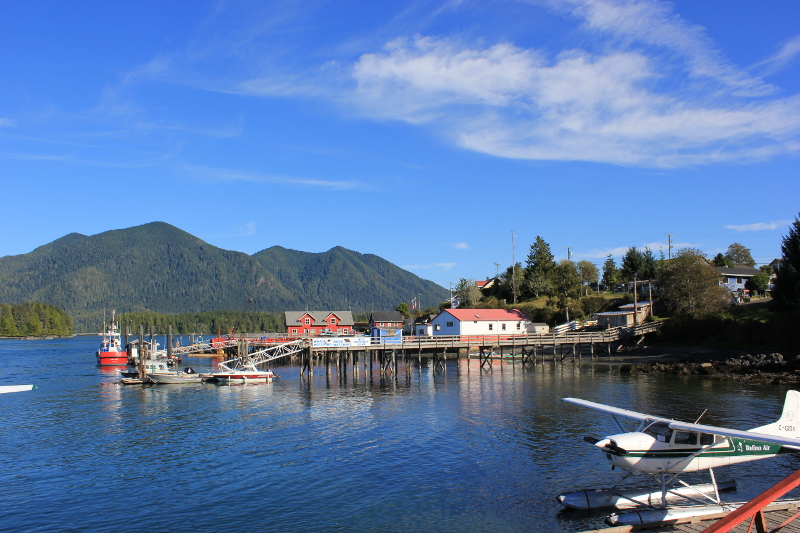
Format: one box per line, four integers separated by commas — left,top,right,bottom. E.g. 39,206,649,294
1,337,798,532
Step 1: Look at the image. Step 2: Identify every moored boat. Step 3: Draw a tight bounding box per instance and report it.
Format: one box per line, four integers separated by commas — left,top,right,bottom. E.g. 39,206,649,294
148,367,203,384
210,363,277,383
96,310,128,366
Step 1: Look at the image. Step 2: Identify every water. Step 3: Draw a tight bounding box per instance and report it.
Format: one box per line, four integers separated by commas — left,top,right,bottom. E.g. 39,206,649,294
1,338,798,532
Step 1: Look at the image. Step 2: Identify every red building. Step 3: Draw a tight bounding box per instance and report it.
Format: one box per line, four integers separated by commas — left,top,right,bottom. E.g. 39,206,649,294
284,311,355,336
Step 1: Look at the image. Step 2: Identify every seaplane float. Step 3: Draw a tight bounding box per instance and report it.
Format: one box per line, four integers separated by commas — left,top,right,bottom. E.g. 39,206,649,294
559,390,800,526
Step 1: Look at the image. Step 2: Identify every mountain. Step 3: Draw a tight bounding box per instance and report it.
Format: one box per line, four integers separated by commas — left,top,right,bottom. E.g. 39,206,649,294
0,222,448,330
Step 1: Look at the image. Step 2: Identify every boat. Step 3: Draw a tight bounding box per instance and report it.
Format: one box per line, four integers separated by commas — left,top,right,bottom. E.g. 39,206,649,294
210,363,277,383
147,367,203,384
0,384,35,394
557,480,736,510
96,310,128,366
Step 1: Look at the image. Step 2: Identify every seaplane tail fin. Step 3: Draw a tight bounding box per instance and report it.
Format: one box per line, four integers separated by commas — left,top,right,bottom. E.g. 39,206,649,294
751,390,800,439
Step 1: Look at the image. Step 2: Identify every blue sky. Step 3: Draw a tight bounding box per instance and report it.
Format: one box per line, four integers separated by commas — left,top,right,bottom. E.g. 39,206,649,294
1,0,798,288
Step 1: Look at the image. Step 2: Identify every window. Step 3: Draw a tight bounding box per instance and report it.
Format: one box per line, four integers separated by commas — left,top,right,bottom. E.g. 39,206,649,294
304,318,311,325
435,324,441,331
502,323,506,331
674,432,698,445
291,328,298,335
516,322,521,330
700,433,715,446
643,421,673,443
446,321,454,328
309,329,316,335
330,318,336,324
489,323,494,331
342,328,349,334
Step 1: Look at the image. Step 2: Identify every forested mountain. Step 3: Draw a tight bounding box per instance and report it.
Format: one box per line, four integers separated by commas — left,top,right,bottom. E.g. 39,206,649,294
0,222,448,331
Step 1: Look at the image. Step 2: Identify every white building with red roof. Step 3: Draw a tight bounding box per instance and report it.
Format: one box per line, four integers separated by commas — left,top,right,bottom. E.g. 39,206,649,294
429,308,532,336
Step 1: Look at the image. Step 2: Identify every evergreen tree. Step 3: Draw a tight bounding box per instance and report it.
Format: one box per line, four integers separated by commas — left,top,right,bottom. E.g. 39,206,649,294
0,304,16,336
601,255,619,287
774,215,800,311
713,253,733,267
524,236,556,298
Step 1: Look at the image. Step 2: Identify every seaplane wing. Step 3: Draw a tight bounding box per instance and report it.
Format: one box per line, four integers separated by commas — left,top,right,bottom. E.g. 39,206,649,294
564,396,800,450
667,420,800,450
563,397,672,423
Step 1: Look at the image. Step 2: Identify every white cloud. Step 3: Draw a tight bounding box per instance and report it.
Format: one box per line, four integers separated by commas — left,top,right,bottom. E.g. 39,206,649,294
452,242,469,249
403,262,456,271
236,222,257,236
349,2,800,167
751,34,800,76
0,118,15,127
724,221,793,232
182,164,368,191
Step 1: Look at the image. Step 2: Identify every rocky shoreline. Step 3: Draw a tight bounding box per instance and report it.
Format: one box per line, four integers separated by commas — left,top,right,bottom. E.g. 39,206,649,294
600,346,800,385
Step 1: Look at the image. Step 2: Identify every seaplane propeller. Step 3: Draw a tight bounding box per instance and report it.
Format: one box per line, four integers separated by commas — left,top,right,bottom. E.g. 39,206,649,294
558,390,800,526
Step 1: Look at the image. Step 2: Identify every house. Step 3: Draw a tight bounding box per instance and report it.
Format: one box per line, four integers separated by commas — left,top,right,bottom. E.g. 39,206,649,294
593,301,652,328
369,311,404,341
428,308,531,336
715,266,762,293
284,311,354,336
412,313,438,336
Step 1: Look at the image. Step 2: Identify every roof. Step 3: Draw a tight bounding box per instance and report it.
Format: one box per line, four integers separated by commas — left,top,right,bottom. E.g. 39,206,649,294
284,311,355,326
619,301,654,308
440,308,531,321
369,311,404,322
715,266,761,277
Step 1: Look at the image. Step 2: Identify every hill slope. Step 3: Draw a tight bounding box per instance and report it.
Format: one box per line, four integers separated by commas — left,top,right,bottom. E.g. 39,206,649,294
0,222,448,330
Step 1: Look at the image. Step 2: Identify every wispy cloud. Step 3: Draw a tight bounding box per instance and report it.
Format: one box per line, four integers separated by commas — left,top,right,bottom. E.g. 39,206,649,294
182,164,369,191
347,0,800,167
452,242,469,249
724,221,793,232
751,35,800,76
236,222,257,236
403,262,457,271
0,118,15,127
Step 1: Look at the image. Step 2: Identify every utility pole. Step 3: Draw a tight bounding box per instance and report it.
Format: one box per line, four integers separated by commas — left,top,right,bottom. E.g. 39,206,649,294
666,233,673,260
511,231,517,304
565,247,573,261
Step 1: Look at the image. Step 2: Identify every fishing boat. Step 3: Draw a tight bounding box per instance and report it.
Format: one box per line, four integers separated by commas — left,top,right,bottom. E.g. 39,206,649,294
96,310,128,366
210,363,277,383
148,367,203,384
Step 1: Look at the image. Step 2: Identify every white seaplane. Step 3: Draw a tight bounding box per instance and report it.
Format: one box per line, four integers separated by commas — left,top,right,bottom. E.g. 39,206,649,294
559,390,800,525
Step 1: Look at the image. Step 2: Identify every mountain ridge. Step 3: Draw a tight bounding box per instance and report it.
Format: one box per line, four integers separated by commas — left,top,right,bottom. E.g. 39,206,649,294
0,222,448,330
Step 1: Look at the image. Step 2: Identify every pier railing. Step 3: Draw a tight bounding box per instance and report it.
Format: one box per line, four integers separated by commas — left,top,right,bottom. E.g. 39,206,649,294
165,321,663,356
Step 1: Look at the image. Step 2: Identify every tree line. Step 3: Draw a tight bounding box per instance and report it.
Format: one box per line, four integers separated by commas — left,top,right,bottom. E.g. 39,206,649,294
430,214,800,327
0,302,74,337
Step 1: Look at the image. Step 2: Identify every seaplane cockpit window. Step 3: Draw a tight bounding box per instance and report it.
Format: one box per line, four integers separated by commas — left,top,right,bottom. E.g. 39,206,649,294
642,421,673,442
699,433,715,446
674,431,698,445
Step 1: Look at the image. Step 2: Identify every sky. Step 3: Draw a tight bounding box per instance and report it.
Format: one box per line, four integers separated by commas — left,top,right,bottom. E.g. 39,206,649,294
1,0,799,289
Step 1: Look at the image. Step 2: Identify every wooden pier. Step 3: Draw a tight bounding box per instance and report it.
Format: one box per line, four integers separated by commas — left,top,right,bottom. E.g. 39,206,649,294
158,321,663,377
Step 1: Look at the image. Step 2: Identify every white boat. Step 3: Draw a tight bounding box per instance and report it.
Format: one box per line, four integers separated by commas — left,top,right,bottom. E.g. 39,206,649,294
211,363,277,383
557,480,736,510
147,368,202,384
0,384,35,394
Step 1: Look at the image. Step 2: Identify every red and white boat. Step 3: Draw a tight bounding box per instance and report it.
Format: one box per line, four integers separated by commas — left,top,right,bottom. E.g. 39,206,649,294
96,311,128,366
211,363,277,383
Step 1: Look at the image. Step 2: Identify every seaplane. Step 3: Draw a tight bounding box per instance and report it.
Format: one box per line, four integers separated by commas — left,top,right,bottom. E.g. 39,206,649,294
559,390,800,526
